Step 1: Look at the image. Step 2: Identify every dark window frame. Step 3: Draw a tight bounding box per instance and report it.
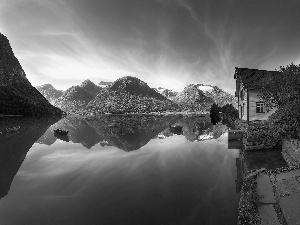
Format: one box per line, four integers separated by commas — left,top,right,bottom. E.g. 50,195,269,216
256,102,265,113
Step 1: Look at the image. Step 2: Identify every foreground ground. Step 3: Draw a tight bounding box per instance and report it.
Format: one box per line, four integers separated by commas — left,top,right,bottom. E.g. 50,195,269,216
234,138,300,225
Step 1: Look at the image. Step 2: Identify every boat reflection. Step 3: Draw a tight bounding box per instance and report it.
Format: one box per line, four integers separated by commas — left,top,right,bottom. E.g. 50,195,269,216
54,132,70,142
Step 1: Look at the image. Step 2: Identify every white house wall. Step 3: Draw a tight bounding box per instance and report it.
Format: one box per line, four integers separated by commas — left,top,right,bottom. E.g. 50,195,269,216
248,90,277,121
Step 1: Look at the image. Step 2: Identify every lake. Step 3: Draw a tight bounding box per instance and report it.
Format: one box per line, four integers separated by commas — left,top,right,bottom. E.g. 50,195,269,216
0,115,241,225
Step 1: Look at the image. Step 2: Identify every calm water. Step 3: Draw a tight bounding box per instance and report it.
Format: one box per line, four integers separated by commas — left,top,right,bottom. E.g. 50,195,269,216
0,115,241,225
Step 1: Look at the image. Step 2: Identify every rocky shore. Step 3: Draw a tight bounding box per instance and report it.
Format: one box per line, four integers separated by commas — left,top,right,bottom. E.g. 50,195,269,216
234,119,300,224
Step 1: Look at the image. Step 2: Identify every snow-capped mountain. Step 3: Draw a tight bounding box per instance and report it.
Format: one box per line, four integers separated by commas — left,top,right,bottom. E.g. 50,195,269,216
172,84,237,112
98,81,113,88
36,84,63,105
197,84,214,92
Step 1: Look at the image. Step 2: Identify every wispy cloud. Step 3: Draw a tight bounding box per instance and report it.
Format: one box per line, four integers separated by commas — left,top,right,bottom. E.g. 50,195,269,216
2,0,300,94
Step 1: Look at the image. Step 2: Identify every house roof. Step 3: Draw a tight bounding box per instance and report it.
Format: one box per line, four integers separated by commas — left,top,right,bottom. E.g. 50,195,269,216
234,67,279,89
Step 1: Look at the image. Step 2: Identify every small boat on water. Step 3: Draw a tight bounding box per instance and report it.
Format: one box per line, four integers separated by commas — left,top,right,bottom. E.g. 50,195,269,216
6,126,20,133
54,129,68,135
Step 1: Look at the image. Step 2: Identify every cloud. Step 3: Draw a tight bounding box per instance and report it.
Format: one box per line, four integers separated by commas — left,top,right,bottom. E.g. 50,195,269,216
2,0,300,94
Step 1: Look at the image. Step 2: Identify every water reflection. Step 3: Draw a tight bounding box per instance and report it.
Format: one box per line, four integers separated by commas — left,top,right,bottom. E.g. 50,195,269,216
159,116,228,142
0,116,60,199
37,115,182,151
0,115,242,225
36,115,229,151
54,132,70,142
0,135,240,225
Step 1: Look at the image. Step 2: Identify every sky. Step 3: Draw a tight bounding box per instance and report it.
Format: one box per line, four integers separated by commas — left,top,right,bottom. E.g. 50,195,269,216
2,0,300,94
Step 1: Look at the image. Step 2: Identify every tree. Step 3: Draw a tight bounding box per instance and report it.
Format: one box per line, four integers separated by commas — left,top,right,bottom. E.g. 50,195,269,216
258,63,300,110
210,103,221,115
209,103,222,125
221,104,238,119
258,63,300,138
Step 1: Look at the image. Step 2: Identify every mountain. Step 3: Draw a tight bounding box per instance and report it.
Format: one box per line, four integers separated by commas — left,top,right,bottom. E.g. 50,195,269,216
153,87,179,99
172,84,237,112
161,89,179,99
80,79,102,98
86,76,178,114
152,87,166,94
54,80,101,114
98,81,113,88
36,84,63,105
172,84,214,112
197,84,238,109
0,33,63,115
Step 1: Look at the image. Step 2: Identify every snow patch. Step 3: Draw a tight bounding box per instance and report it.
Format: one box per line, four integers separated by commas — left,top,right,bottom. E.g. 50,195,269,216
198,133,214,141
156,87,166,93
197,85,213,92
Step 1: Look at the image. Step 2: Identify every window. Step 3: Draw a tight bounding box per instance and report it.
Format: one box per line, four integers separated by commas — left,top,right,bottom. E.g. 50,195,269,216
256,102,264,113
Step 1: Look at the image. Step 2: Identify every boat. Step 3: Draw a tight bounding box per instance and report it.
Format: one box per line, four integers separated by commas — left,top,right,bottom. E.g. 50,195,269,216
6,126,20,133
54,129,68,135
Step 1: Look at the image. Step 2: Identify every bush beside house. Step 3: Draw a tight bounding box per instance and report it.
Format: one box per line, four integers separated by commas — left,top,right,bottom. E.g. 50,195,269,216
241,63,300,151
243,121,281,150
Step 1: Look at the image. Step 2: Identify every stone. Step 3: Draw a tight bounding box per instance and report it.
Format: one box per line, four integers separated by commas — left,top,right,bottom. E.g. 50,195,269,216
256,173,276,203
276,178,300,197
279,193,300,225
276,170,300,181
258,205,281,225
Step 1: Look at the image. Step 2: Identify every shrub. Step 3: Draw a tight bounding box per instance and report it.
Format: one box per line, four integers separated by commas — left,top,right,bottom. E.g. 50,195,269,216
266,99,300,139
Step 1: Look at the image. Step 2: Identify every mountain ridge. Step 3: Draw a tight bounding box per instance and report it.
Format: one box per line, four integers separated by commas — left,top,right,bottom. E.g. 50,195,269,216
36,84,64,105
36,78,236,114
0,33,62,115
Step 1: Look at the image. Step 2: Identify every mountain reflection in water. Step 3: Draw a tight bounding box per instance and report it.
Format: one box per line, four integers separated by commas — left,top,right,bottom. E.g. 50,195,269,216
0,116,61,199
0,115,240,225
36,114,227,151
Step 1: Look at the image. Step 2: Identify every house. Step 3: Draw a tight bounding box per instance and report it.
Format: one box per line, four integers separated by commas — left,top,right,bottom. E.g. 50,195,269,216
234,67,279,121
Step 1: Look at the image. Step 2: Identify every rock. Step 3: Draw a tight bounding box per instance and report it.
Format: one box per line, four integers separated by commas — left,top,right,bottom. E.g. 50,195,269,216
36,84,63,105
0,33,62,115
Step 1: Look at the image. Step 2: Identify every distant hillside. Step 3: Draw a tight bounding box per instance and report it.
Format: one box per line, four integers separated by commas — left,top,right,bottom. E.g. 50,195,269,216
36,84,63,105
172,84,237,112
153,87,179,99
81,79,102,98
197,84,238,109
53,80,103,114
0,33,62,115
44,77,236,115
86,76,178,114
172,84,214,112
